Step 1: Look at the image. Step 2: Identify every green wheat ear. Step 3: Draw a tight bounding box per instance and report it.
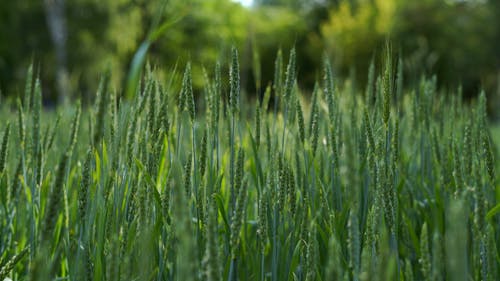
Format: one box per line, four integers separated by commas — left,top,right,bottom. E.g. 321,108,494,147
231,177,247,258
24,63,34,111
203,193,221,281
363,108,375,152
213,61,221,122
0,247,29,280
17,99,25,149
277,157,286,210
93,69,111,146
230,46,240,115
0,122,11,174
147,78,158,135
177,66,187,112
69,101,82,152
483,133,495,184
462,121,472,176
323,54,336,123
257,192,269,250
234,148,245,197
382,43,392,127
182,62,195,122
308,82,319,136
285,162,296,214
255,102,261,147
273,49,283,101
79,147,92,224
310,101,319,157
158,83,170,134
199,128,208,178
32,77,42,185
296,97,305,145
8,159,22,205
183,152,193,197
283,47,296,101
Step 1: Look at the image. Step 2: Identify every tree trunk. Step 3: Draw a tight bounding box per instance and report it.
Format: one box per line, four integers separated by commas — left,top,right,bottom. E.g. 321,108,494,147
44,0,69,105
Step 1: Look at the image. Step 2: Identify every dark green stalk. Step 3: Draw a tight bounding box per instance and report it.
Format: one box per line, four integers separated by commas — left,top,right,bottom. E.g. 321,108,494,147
446,200,468,281
229,177,247,281
257,192,268,281
348,211,360,280
255,102,261,148
214,61,221,171
204,194,221,281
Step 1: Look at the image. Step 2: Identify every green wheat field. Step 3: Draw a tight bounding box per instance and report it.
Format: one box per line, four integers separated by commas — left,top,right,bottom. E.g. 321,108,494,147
0,47,499,281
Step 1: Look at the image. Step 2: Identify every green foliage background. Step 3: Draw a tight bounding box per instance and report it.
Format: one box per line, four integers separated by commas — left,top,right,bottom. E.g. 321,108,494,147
0,0,499,107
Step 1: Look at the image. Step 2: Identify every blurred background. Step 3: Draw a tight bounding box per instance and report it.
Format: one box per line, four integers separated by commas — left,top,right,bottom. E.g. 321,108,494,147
0,0,499,115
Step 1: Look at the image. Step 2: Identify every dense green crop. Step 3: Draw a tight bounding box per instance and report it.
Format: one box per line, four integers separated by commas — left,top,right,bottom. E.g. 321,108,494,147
0,47,498,281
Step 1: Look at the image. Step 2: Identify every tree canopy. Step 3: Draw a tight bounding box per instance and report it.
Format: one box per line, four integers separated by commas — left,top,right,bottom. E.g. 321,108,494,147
0,0,498,104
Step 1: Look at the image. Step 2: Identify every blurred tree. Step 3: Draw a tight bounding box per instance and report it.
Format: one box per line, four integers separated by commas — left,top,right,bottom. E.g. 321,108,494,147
247,5,307,93
0,1,52,98
0,0,499,104
394,0,497,94
44,0,69,104
0,0,251,102
67,0,145,102
320,0,499,97
320,0,395,80
488,0,500,119
153,0,249,89
0,0,145,102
